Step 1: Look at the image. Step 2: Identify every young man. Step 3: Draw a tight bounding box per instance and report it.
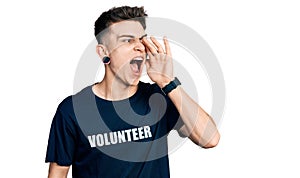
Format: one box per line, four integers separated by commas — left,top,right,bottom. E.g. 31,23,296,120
46,6,220,178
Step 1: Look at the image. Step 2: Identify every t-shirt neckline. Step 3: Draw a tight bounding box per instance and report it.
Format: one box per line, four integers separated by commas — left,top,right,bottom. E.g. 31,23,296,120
91,81,145,104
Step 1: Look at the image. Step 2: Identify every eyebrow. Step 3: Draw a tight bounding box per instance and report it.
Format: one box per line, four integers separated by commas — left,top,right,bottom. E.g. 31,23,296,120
117,34,147,40
139,34,147,40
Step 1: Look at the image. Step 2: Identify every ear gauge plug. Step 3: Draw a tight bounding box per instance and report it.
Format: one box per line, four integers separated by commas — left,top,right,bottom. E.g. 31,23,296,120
102,56,110,64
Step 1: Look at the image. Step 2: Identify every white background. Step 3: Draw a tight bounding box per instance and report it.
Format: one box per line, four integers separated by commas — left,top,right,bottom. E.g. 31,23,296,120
0,0,299,177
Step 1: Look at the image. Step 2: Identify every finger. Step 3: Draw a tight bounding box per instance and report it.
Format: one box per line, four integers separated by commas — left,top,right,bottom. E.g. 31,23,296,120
163,36,172,56
142,38,158,55
145,47,154,60
150,36,164,54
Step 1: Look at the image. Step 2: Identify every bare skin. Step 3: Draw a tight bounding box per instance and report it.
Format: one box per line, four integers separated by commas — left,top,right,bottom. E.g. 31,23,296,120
141,36,220,147
48,163,69,178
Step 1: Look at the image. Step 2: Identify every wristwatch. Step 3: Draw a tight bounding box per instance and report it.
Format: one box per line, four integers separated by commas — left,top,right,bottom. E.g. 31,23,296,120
161,77,181,95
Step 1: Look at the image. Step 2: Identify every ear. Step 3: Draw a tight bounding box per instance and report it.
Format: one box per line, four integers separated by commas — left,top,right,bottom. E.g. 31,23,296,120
96,44,109,58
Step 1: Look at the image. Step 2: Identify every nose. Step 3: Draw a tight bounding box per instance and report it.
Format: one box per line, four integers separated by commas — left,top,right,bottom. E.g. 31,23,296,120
133,38,145,52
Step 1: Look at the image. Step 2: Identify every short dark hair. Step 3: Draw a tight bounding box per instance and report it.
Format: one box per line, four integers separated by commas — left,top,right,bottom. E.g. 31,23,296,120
94,6,148,44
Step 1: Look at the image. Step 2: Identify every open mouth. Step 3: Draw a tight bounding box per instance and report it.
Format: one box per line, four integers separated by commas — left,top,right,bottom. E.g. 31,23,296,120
130,57,143,73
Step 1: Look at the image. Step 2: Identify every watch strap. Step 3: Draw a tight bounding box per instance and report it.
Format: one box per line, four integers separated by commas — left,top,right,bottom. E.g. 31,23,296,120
161,77,181,95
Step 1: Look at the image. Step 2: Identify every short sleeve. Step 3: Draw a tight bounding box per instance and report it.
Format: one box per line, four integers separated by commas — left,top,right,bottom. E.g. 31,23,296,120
45,105,76,166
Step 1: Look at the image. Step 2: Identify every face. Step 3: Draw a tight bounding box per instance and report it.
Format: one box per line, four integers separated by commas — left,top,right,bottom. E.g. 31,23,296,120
100,20,146,86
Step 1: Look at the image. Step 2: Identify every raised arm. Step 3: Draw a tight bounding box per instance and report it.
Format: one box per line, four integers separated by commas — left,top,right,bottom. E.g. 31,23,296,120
142,36,220,148
167,85,220,148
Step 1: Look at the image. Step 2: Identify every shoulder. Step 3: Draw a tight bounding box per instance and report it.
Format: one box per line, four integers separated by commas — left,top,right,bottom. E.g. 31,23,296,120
57,85,92,114
57,95,73,113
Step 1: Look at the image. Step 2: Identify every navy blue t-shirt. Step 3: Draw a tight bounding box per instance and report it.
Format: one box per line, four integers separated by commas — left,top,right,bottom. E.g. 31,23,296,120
45,82,183,178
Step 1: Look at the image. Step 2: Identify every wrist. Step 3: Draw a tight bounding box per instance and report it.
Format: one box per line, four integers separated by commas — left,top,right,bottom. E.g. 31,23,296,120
157,79,173,88
160,77,181,95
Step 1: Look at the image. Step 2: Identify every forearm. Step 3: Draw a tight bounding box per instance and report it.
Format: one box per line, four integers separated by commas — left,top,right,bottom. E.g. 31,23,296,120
48,163,70,178
142,36,220,147
167,86,220,148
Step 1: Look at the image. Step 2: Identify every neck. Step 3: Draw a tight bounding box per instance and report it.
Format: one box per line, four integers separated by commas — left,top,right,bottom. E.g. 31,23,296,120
93,73,138,101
